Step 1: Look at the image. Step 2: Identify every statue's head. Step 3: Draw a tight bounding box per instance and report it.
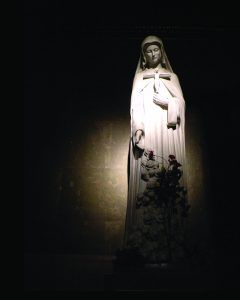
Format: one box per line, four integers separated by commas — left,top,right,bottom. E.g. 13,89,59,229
144,43,162,68
140,36,167,70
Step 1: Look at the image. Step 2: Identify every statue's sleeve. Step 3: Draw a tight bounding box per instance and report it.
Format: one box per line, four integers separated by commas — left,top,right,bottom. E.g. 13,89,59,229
168,97,179,126
167,73,185,126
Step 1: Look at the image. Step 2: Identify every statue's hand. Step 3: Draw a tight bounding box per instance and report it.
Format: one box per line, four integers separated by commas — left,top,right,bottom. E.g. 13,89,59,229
135,130,143,144
153,92,169,107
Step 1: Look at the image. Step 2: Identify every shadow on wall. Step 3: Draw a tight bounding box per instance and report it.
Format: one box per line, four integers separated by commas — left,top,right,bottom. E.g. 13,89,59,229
51,107,210,256
54,114,129,254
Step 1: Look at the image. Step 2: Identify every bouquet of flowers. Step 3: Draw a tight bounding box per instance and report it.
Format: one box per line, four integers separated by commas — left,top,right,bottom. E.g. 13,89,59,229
125,151,190,264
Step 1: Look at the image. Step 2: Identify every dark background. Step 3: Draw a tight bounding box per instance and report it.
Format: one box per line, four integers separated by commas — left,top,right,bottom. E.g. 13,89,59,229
24,1,240,291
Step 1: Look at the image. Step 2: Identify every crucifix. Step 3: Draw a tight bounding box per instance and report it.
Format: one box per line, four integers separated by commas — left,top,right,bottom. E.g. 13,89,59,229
143,70,171,93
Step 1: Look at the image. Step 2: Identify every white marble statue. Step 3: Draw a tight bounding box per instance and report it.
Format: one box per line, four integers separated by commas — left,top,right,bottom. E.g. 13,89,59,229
123,36,187,261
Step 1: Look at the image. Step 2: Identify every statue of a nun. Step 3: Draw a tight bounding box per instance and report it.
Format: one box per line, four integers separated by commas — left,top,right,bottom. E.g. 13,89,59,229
123,35,188,263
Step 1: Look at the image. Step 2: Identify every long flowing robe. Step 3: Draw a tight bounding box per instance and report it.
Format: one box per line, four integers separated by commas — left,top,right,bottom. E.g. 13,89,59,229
124,66,187,247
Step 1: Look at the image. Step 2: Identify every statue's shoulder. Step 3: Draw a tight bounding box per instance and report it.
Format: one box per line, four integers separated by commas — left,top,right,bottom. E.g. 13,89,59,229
133,72,144,86
131,72,144,92
134,72,143,80
170,72,179,81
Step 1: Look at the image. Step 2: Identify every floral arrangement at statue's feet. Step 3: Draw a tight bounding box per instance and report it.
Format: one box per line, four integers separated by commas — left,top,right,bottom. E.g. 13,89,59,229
115,152,190,268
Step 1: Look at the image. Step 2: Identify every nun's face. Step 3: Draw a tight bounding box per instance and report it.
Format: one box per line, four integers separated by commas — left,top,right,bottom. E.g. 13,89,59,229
144,44,161,68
